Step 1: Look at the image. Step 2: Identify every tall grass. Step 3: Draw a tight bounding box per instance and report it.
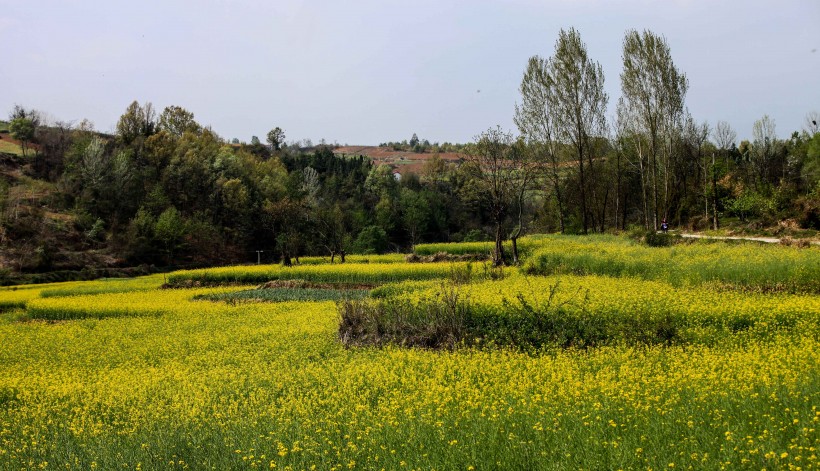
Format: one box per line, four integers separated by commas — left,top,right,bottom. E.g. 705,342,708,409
197,287,370,304
414,236,542,257
524,234,820,293
167,262,482,286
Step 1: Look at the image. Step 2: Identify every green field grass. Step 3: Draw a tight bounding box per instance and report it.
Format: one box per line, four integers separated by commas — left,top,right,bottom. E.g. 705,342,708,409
196,286,371,303
523,234,820,293
0,139,26,156
166,261,489,286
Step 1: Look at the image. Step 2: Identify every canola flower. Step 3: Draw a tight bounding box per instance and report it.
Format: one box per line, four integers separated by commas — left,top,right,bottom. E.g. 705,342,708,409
0,238,818,469
0,281,84,310
0,276,165,311
37,274,166,298
0,290,817,469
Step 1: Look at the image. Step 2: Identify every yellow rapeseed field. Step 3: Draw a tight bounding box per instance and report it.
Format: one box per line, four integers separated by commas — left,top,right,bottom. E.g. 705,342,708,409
1,236,818,469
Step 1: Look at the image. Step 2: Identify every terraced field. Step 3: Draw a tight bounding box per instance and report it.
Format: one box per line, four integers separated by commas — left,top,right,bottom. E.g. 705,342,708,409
1,236,818,469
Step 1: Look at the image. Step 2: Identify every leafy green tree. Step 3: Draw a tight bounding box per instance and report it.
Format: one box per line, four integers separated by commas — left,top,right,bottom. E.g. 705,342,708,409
551,27,608,233
154,207,187,266
267,127,286,151
158,105,200,137
352,225,388,254
619,29,688,230
9,118,35,157
116,101,156,145
515,55,567,232
399,187,427,250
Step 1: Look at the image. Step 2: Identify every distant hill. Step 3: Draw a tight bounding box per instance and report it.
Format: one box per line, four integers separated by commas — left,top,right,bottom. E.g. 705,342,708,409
332,146,463,175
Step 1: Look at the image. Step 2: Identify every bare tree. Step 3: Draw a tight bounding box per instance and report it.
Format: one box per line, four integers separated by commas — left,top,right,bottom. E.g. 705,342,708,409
464,127,527,266
804,111,819,136
751,115,778,186
508,138,538,263
683,115,711,227
710,121,737,229
713,121,737,155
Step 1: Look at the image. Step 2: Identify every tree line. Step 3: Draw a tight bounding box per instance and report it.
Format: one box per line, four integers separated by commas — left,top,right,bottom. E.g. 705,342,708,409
475,27,819,264
1,27,818,274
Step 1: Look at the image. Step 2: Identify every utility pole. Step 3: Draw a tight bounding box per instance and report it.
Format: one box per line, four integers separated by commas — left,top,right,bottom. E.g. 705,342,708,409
256,250,264,265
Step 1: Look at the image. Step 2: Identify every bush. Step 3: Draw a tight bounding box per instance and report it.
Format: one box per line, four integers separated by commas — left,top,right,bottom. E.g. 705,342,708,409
644,231,678,247
352,226,389,254
337,280,683,350
462,229,489,242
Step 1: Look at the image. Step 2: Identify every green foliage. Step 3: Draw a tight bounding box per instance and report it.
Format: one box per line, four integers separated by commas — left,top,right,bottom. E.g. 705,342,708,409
154,207,187,264
352,225,389,254
116,100,156,145
166,262,468,286
462,229,489,242
344,264,820,351
9,118,35,156
727,191,775,221
266,127,285,151
643,231,678,247
157,105,200,137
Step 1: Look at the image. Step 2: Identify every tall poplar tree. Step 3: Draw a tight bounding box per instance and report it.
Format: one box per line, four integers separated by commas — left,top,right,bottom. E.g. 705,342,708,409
515,27,607,234
619,29,688,230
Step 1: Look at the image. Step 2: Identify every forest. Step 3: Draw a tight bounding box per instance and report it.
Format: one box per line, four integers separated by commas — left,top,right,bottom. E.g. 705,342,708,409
1,28,818,282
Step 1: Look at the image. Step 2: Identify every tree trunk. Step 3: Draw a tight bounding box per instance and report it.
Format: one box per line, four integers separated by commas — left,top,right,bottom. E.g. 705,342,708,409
578,142,589,234
711,152,719,230
494,222,505,266
511,236,519,264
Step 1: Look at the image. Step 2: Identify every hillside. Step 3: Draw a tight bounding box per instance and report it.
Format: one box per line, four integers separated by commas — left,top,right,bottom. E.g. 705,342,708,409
0,153,135,282
333,146,463,175
0,129,32,156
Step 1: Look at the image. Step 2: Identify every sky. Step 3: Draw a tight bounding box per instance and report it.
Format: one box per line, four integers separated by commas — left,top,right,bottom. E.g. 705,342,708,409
1,0,819,145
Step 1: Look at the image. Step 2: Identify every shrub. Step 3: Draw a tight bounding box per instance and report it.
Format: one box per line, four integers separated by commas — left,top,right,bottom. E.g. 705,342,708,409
644,231,678,247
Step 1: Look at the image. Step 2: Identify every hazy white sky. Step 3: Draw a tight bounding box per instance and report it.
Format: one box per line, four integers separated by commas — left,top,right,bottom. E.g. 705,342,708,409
2,0,818,144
